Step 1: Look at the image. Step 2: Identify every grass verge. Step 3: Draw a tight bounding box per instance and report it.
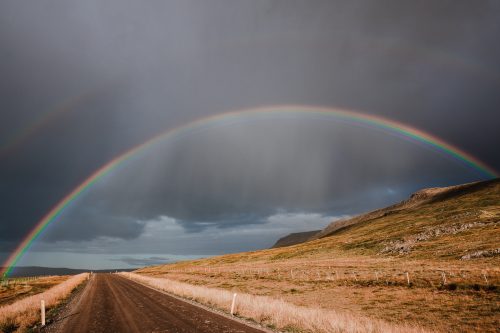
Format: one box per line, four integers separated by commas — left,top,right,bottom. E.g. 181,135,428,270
0,273,88,333
120,272,428,333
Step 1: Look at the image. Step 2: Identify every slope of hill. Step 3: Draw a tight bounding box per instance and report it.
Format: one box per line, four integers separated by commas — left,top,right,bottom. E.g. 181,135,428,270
271,230,320,248
312,179,499,243
305,178,500,260
137,179,500,333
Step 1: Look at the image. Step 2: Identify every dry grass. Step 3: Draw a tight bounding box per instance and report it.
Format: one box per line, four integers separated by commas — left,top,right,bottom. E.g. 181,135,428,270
121,272,428,333
0,273,88,332
137,259,500,333
0,276,70,307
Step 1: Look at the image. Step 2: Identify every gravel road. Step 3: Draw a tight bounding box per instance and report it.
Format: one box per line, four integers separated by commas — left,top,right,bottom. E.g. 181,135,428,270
50,273,266,333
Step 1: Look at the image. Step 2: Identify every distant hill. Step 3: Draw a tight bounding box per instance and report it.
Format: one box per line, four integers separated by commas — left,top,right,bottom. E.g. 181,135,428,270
265,179,500,253
2,266,135,277
271,230,321,248
311,179,499,241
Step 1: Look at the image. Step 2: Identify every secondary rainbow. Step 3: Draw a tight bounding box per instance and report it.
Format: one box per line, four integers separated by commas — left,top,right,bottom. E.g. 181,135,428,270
0,92,95,159
1,105,497,278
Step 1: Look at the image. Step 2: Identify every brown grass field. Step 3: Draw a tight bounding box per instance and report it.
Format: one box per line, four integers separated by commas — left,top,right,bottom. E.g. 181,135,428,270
0,276,70,307
137,180,500,333
0,273,88,332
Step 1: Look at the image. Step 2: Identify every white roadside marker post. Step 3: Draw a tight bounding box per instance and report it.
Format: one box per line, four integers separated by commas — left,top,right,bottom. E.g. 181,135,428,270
41,300,46,326
230,293,237,316
406,272,411,286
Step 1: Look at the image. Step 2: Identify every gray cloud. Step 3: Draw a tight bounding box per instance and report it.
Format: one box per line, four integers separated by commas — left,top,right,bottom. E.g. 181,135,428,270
44,213,145,242
61,117,482,230
31,213,341,257
0,1,499,262
109,256,171,267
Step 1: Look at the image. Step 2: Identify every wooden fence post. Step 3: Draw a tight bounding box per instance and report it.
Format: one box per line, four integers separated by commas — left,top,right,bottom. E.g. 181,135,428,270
230,293,237,316
41,300,46,326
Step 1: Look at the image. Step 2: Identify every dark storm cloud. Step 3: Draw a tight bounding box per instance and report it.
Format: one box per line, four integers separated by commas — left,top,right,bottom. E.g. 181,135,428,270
109,256,171,267
51,117,485,240
0,0,499,254
43,212,145,242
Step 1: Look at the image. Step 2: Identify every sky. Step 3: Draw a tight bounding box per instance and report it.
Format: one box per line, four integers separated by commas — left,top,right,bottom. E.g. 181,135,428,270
1,0,499,270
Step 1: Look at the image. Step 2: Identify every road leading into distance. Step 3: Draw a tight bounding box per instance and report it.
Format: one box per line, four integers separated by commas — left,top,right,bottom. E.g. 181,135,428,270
53,273,265,333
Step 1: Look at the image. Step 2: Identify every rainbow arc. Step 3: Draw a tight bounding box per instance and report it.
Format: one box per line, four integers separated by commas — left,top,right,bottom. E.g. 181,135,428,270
1,105,497,278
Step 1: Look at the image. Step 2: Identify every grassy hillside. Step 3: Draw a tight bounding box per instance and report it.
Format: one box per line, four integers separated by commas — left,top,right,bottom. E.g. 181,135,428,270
138,179,499,332
308,178,500,260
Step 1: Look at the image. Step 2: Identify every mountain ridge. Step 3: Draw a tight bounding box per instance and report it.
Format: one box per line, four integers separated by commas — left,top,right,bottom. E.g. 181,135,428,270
273,179,499,247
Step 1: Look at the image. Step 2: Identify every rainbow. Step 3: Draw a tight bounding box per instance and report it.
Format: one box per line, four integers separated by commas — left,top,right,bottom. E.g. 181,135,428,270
0,92,94,159
1,105,497,277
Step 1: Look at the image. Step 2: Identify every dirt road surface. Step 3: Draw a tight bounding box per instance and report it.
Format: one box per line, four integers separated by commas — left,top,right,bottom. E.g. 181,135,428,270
52,273,266,333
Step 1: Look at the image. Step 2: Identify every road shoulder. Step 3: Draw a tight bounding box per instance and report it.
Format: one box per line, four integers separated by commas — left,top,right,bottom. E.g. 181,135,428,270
120,274,275,333
42,274,94,333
